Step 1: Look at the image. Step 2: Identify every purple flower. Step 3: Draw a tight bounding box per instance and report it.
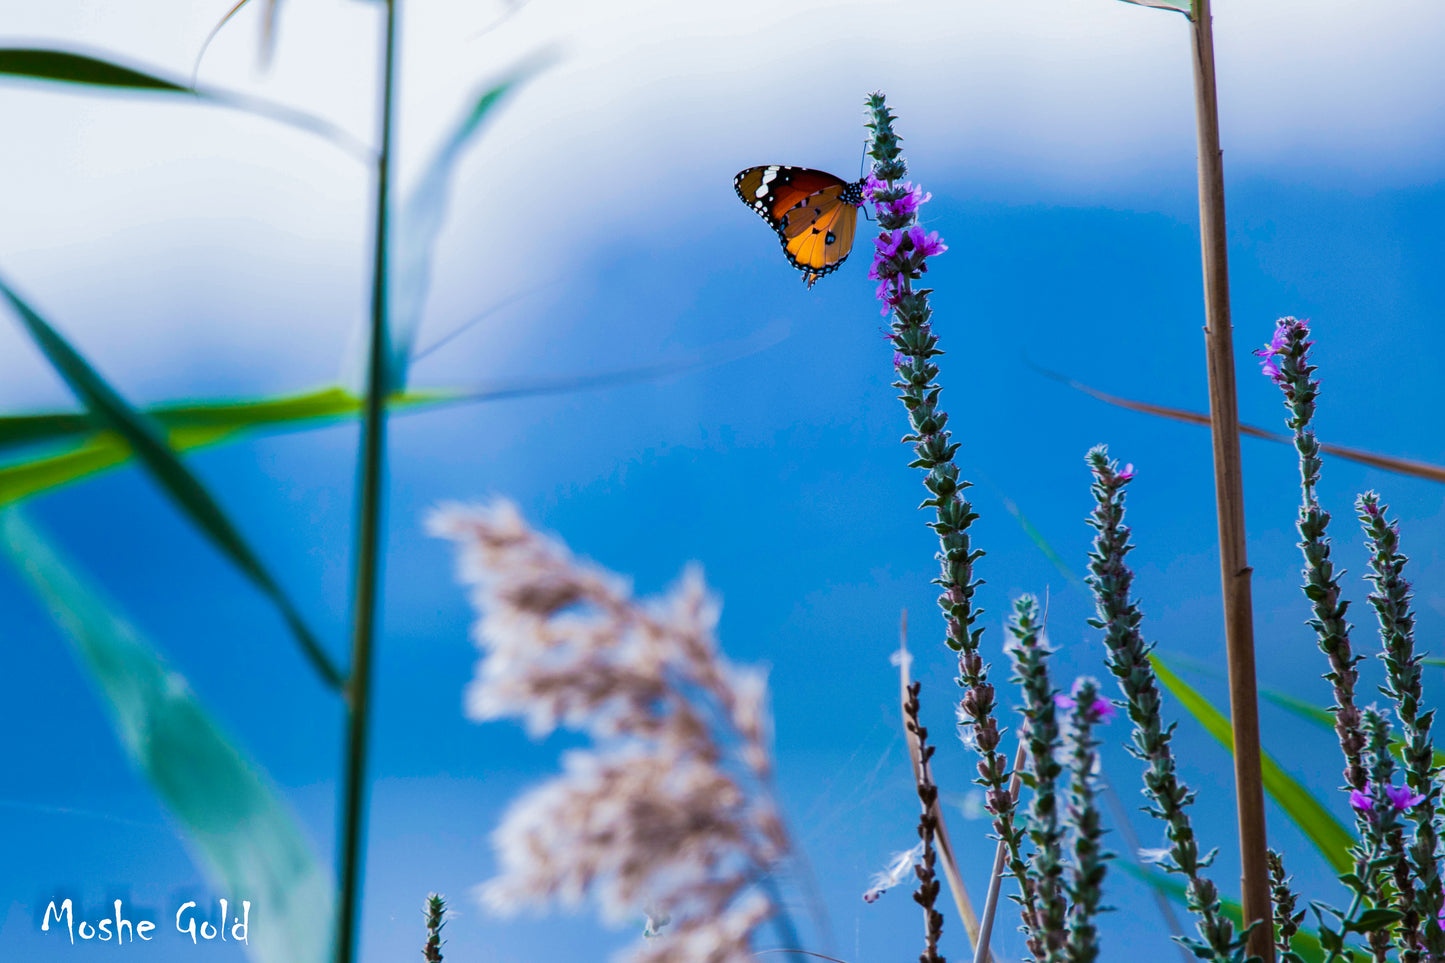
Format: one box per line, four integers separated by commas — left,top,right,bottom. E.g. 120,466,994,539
1385,784,1426,811
875,279,901,317
1349,782,1427,813
1054,690,1116,723
893,351,905,367
1254,318,1311,386
881,182,933,219
906,225,947,258
863,172,888,204
875,230,906,259
1117,463,1136,482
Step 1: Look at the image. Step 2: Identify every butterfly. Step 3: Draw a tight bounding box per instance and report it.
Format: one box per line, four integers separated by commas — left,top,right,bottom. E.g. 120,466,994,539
734,165,865,288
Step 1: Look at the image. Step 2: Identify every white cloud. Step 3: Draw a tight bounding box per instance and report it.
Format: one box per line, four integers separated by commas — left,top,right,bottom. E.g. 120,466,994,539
0,0,1437,401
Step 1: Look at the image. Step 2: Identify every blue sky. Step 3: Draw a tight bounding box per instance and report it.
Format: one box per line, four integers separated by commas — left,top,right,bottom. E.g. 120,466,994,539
1,0,1443,961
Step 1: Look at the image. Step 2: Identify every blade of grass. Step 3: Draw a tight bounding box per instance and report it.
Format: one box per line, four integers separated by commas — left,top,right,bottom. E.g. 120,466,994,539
1116,861,1324,963
334,1,398,958
1161,651,1445,771
0,47,371,160
0,47,192,91
0,272,342,690
0,507,334,963
0,319,789,501
1150,654,1353,873
1024,354,1445,485
0,386,451,456
387,56,552,389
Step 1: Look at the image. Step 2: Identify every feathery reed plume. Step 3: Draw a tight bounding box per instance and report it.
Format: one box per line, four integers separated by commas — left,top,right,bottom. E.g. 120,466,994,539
429,500,790,963
423,893,446,962
904,680,947,963
1255,317,1368,793
1358,492,1445,959
1084,447,1249,963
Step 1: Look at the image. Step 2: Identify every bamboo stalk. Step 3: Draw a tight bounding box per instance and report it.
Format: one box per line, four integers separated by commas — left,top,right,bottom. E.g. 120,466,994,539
1188,2,1273,959
334,2,398,961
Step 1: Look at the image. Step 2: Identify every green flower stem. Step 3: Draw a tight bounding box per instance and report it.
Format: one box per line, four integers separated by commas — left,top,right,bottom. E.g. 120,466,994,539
1358,493,1444,960
1270,320,1367,792
334,1,397,961
424,893,445,962
864,92,1025,960
1063,679,1108,963
1357,710,1405,963
1265,851,1304,961
1008,596,1067,962
1085,447,1245,963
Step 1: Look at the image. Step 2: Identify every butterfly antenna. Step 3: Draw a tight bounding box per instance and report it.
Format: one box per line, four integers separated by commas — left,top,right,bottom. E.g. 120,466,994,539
856,141,874,221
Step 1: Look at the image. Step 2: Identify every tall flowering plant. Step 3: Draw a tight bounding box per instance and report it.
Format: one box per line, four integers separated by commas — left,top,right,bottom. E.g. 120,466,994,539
864,94,1119,963
1256,318,1444,963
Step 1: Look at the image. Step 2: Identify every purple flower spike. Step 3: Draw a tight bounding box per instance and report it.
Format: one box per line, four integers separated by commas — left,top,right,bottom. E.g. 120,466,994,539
1385,784,1426,811
1057,687,1116,723
906,225,947,258
1253,320,1294,385
876,229,906,260
882,182,933,219
863,172,888,204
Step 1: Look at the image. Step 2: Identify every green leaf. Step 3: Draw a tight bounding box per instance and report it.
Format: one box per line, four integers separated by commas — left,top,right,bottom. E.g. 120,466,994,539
1345,909,1403,934
0,388,456,507
0,48,194,92
386,55,553,389
0,47,371,160
0,272,342,690
0,386,454,456
0,507,333,963
1150,654,1355,873
0,322,775,504
1115,0,1194,17
1257,686,1445,771
1119,862,1325,963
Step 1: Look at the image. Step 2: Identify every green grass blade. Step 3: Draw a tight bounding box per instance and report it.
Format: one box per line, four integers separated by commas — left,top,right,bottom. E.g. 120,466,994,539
0,321,774,504
1025,355,1445,485
0,386,455,455
1115,0,1193,15
1259,686,1445,771
0,47,194,91
1117,861,1324,962
0,273,342,690
0,508,333,963
388,56,552,387
1150,654,1354,872
0,47,370,160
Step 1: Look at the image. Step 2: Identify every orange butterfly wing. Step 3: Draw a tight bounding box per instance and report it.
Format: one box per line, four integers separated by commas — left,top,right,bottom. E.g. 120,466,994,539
734,166,865,287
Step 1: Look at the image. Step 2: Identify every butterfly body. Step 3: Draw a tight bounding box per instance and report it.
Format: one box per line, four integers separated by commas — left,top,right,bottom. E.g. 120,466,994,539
734,165,865,287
